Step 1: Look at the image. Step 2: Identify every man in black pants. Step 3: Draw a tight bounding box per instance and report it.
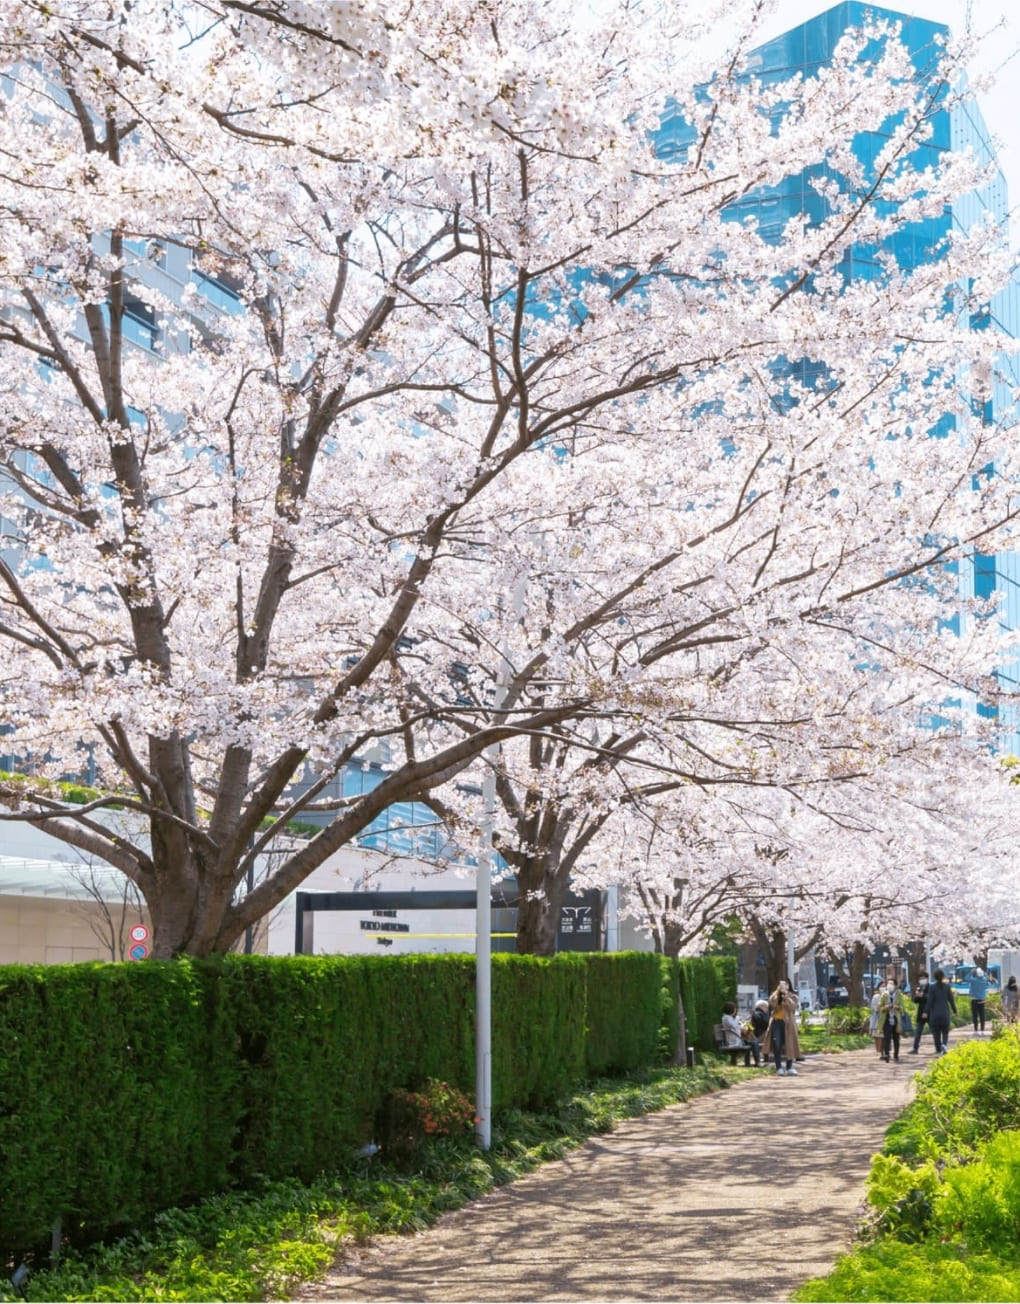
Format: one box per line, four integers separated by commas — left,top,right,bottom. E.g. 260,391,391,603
908,972,930,1054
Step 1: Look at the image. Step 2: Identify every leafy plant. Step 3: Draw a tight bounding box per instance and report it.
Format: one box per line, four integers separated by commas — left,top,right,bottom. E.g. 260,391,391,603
864,1154,940,1242
378,1079,476,1163
825,1006,872,1035
794,1238,1020,1303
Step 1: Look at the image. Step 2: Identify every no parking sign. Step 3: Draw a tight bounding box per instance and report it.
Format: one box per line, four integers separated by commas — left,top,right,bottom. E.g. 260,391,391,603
128,924,149,961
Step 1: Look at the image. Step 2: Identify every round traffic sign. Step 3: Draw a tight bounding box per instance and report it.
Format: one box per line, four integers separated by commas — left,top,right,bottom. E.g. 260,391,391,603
129,924,149,943
129,943,150,961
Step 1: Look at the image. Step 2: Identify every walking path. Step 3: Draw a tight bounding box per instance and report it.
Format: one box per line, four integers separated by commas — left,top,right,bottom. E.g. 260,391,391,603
298,1046,927,1302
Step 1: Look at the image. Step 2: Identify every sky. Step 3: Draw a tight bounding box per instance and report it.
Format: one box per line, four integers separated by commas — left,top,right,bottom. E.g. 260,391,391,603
756,0,1020,240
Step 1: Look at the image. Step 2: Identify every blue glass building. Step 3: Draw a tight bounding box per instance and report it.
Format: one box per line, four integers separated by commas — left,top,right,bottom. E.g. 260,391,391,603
660,2,1020,752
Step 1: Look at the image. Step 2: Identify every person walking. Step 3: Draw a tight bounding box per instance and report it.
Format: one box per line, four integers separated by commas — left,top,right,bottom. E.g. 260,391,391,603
868,987,884,1057
766,979,801,1076
927,968,957,1056
1003,975,1019,1023
908,971,930,1054
878,979,906,1062
968,967,990,1033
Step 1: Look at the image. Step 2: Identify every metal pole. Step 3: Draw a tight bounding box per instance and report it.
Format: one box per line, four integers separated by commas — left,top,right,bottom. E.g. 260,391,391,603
606,884,619,952
474,572,525,1149
244,860,255,954
475,753,495,1149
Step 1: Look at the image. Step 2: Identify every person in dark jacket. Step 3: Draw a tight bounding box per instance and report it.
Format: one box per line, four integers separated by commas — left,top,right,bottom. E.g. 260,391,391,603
927,969,957,1056
749,999,770,1048
908,972,930,1054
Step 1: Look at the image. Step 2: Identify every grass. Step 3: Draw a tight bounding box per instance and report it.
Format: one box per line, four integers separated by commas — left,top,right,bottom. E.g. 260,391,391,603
0,1063,737,1303
798,1025,873,1054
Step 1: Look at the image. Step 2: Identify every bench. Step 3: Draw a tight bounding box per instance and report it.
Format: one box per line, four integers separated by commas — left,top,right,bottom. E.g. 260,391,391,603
713,1023,755,1066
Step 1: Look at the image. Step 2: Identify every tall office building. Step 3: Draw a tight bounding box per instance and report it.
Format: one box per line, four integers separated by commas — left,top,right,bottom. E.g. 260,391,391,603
659,2,1020,751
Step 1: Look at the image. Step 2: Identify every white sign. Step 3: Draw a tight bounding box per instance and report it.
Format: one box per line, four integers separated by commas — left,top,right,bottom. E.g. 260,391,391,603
129,924,149,943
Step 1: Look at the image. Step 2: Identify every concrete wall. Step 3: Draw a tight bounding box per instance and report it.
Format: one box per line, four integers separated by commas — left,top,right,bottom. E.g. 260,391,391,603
0,894,146,965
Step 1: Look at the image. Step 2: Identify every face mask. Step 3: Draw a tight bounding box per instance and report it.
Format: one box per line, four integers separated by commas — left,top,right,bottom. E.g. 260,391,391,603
886,984,894,992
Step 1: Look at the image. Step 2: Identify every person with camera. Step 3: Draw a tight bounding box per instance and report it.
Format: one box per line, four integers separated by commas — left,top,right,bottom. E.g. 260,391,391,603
766,978,801,1076
877,979,906,1062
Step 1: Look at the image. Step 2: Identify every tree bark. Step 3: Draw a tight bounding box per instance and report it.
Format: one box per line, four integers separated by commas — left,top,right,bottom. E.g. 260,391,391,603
514,855,570,956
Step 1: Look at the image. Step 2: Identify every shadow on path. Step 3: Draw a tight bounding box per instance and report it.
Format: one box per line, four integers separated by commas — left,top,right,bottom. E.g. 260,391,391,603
297,1046,926,1302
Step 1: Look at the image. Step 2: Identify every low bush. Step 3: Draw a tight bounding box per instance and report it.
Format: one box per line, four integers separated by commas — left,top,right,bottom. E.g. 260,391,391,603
885,1028,1020,1163
795,1028,1020,1302
795,1238,1020,1303
825,1006,872,1035
377,1079,476,1165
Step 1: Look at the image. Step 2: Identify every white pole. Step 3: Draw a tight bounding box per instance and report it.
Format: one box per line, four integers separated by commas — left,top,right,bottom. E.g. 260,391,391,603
475,753,495,1150
606,884,619,952
787,924,796,986
474,571,525,1150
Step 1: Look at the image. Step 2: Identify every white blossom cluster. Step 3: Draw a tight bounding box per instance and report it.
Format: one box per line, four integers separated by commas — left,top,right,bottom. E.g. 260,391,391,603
0,0,1017,954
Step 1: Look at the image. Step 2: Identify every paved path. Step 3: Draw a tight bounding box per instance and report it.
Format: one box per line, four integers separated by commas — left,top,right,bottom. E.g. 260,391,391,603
298,1046,926,1302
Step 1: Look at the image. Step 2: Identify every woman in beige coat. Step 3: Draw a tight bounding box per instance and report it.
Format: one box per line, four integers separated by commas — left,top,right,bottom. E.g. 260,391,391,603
766,979,801,1076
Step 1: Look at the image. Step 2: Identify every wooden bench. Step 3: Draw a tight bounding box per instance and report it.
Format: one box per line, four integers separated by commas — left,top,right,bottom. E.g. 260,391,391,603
713,1022,755,1066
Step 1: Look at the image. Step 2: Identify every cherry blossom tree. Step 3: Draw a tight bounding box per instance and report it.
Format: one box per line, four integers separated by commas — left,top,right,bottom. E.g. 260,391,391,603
594,745,1020,995
0,0,1018,957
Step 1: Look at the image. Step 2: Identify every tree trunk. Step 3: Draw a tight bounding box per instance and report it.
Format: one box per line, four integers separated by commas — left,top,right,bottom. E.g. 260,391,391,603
749,920,788,993
846,941,868,1006
674,985,688,1066
514,855,570,956
662,919,687,959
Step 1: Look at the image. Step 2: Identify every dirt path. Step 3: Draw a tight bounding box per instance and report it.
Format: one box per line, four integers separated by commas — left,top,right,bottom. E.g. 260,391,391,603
297,1046,923,1302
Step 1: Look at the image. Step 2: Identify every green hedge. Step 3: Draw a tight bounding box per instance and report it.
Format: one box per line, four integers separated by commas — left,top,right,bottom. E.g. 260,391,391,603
582,953,666,1076
678,955,738,1049
0,949,712,1259
0,961,235,1253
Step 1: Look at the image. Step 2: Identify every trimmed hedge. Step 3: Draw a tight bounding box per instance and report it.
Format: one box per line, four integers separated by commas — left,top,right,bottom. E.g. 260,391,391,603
582,953,666,1076
678,955,738,1050
0,949,726,1259
0,961,235,1253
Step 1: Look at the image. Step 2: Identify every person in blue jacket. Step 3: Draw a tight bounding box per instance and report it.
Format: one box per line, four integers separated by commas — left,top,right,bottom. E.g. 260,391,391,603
968,967,990,1033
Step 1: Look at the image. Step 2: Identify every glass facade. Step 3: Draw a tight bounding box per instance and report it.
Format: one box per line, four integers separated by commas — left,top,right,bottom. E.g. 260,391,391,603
661,2,1020,752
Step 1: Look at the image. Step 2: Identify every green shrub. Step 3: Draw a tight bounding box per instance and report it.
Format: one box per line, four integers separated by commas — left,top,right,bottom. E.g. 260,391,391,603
936,1129,1020,1250
678,956,736,1049
826,1006,872,1035
864,1154,940,1242
799,1030,1020,1303
902,1029,1020,1162
582,953,664,1075
794,1238,1020,1302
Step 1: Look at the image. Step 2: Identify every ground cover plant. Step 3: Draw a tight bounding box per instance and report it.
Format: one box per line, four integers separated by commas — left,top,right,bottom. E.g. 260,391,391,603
799,1024,872,1054
0,1065,733,1303
794,1026,1020,1302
